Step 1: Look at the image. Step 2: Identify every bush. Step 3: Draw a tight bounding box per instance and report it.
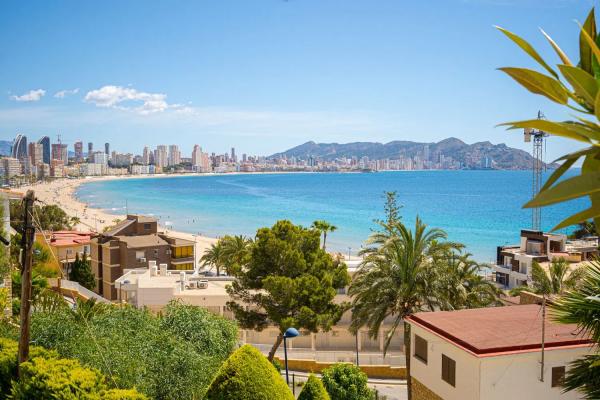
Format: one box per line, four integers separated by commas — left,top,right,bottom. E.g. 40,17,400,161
101,389,148,400
205,344,294,400
30,301,238,400
9,356,107,399
298,374,330,400
0,337,58,398
321,363,374,400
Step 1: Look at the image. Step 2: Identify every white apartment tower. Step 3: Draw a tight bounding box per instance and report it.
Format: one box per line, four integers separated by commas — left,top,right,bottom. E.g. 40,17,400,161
154,145,168,168
168,145,181,166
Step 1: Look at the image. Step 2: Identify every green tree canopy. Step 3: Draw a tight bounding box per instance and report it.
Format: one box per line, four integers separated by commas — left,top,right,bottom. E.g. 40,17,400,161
311,220,337,251
69,252,96,290
205,344,294,400
321,363,374,400
298,374,330,400
510,258,586,297
226,220,350,360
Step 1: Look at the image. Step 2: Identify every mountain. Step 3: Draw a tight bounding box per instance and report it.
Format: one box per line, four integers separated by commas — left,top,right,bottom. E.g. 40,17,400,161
0,140,11,156
269,138,544,170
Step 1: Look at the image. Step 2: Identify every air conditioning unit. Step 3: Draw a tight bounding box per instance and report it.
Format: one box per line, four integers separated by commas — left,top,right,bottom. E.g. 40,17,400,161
138,257,146,263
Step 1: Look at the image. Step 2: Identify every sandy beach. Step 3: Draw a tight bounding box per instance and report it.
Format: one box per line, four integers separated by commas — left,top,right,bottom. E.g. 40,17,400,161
14,174,219,267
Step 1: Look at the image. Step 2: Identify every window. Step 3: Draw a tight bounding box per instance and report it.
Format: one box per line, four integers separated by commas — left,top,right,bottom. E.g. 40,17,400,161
414,335,428,364
552,366,565,388
144,223,151,231
135,251,145,260
441,354,456,387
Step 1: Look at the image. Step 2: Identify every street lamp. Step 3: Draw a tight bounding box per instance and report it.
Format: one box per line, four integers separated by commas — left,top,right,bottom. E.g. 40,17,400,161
283,327,299,385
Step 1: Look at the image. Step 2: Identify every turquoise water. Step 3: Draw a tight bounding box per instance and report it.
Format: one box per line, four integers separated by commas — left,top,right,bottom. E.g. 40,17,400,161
75,170,585,262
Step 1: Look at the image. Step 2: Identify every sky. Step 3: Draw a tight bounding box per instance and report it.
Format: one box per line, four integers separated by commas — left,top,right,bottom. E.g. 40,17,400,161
0,0,595,159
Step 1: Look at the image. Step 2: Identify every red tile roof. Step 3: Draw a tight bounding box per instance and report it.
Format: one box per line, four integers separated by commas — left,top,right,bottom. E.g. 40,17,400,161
407,305,592,357
41,231,92,247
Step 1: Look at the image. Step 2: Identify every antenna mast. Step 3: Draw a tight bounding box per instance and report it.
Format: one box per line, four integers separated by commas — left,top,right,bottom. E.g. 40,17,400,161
524,111,548,231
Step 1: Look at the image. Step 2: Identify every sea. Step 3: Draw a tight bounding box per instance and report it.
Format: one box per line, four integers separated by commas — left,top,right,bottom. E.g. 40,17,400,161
75,170,585,263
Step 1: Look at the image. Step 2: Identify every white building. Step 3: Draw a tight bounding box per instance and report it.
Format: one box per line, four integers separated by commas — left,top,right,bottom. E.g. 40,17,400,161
3,158,22,178
90,151,108,165
407,305,592,400
168,145,181,166
154,145,167,168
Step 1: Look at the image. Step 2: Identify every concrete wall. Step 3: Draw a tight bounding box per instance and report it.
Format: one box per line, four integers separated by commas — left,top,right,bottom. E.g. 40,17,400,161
479,346,593,400
409,324,481,400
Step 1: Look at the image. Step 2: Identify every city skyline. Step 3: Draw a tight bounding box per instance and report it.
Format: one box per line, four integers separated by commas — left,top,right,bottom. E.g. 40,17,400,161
0,0,592,161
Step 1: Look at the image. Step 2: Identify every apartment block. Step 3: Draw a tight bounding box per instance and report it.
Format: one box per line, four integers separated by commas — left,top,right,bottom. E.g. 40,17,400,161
90,214,194,300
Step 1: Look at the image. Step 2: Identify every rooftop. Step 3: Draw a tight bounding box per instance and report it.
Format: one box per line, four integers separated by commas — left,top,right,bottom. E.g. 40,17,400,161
407,304,592,357
38,230,92,247
115,234,168,248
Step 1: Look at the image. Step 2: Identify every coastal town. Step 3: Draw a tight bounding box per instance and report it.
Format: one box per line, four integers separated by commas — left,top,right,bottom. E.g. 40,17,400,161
1,2,600,400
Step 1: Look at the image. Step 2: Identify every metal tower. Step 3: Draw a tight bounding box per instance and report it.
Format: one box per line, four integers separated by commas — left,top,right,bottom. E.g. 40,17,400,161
524,111,548,231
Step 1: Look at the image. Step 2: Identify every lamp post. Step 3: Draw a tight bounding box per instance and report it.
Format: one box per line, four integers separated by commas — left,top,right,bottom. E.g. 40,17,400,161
283,327,299,385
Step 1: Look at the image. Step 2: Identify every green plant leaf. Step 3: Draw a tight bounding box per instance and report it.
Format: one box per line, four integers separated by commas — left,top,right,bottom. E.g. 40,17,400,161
558,65,597,105
496,26,559,79
552,207,600,231
580,8,597,74
541,156,580,192
499,119,596,142
498,67,568,104
541,29,573,66
580,24,600,73
524,171,600,207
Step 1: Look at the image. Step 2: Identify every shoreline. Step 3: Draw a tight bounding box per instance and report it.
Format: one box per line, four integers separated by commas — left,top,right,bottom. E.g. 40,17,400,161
15,174,224,267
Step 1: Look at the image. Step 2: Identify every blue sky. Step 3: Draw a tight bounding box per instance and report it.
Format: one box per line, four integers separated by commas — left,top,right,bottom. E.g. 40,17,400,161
0,0,594,158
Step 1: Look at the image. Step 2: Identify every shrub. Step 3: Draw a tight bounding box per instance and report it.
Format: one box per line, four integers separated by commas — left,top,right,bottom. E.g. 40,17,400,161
101,388,148,400
321,363,374,400
30,301,237,400
9,356,107,399
205,344,294,400
0,337,58,398
298,374,330,400
160,300,238,359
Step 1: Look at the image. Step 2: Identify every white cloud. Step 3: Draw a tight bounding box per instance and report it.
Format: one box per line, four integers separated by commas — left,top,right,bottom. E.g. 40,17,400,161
10,89,46,102
54,88,79,98
84,85,176,115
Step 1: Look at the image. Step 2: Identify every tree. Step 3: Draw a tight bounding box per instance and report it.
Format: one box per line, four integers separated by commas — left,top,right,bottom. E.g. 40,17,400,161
321,363,374,400
311,220,337,251
349,195,450,400
220,235,252,275
552,260,600,398
226,220,350,361
205,344,294,400
69,252,96,290
200,242,226,276
10,202,72,231
298,374,330,400
437,252,502,310
497,8,600,231
571,220,597,239
510,258,586,296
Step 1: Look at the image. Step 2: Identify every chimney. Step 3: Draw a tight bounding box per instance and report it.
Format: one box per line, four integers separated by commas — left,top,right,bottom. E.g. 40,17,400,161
159,263,168,276
180,271,186,291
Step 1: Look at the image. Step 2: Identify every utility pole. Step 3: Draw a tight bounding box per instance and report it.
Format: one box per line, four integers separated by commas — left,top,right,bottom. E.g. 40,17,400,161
18,190,35,377
540,294,546,382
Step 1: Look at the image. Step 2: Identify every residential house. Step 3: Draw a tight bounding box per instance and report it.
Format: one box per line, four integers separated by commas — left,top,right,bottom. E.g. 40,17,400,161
35,230,92,278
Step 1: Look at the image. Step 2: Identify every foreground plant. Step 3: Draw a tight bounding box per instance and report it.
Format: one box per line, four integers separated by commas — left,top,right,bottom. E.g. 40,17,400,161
497,8,600,231
510,258,586,296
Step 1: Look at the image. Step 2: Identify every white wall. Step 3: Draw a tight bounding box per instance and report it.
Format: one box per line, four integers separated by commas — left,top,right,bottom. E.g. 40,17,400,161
410,324,481,400
480,346,592,400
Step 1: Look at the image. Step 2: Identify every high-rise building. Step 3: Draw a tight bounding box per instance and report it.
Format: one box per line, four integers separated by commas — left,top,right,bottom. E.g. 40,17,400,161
142,146,150,165
91,151,108,165
51,143,68,163
3,158,22,178
28,142,43,166
74,141,84,162
38,136,51,164
191,145,201,167
231,147,236,163
168,145,181,166
105,142,110,155
88,142,93,156
154,145,167,168
11,134,28,161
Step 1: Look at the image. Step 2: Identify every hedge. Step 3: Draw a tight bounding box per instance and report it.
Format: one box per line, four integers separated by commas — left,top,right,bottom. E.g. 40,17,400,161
205,344,294,400
298,374,330,400
321,363,374,400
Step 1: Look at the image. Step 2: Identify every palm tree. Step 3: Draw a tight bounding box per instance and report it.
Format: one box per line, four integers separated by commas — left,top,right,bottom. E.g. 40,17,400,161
509,258,586,296
200,242,226,276
437,252,502,309
220,235,252,275
311,220,337,251
349,216,448,400
552,260,600,398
